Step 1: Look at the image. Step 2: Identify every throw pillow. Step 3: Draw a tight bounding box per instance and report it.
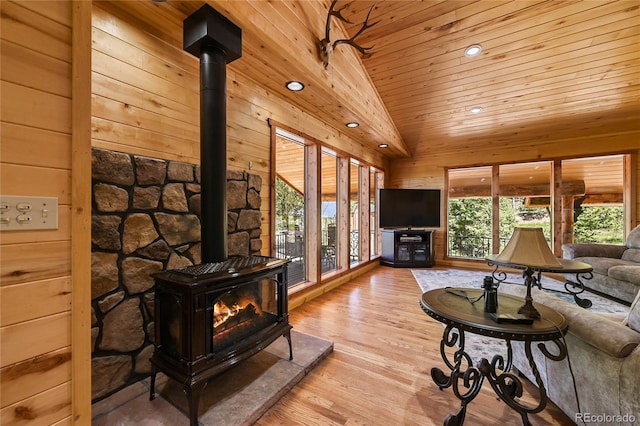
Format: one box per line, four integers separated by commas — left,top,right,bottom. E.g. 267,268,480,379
621,248,640,263
626,225,640,249
623,289,640,332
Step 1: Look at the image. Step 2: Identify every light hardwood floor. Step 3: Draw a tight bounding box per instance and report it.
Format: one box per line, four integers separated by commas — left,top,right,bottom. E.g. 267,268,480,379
256,266,575,426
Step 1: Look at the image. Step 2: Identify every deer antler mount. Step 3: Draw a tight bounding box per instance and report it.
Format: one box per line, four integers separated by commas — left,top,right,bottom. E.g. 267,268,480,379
319,0,379,68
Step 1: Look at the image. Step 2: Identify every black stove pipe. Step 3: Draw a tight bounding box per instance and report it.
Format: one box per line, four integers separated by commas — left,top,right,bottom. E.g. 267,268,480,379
183,5,242,263
199,45,228,262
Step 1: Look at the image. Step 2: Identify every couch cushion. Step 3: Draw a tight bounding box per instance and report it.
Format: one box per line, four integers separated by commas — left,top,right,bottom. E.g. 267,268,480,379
574,256,635,275
626,225,640,249
621,248,640,263
608,265,640,286
563,243,627,260
624,290,640,333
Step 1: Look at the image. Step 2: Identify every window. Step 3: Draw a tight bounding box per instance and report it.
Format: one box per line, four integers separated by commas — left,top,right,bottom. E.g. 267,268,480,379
274,129,306,286
271,124,384,291
350,160,360,266
498,161,552,250
562,155,625,244
321,148,338,274
447,166,492,258
446,154,629,260
370,167,381,257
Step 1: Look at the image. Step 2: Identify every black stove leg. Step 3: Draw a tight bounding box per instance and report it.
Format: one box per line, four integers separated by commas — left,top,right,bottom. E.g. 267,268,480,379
185,381,206,426
149,367,157,400
283,329,293,360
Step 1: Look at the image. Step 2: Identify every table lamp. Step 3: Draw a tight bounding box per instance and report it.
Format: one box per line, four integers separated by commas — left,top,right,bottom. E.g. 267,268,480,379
495,227,561,318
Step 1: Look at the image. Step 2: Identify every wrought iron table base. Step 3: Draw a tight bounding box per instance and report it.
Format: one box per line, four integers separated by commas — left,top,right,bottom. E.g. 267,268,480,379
432,324,566,426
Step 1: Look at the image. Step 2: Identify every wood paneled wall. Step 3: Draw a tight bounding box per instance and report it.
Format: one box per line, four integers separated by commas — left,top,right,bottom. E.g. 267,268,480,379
3,1,634,422
0,1,75,424
388,134,640,264
91,2,387,253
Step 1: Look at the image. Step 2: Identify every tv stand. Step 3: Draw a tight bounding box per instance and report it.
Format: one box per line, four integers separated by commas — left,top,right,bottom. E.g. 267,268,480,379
381,229,434,268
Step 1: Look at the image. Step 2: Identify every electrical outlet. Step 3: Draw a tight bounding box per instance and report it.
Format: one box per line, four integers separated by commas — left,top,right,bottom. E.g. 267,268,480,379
0,195,58,231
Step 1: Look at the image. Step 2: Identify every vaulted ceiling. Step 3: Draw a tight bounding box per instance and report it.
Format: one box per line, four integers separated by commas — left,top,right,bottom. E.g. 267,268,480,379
106,1,638,197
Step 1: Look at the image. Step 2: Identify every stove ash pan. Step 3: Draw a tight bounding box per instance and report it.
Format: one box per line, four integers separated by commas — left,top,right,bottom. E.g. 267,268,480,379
149,256,292,426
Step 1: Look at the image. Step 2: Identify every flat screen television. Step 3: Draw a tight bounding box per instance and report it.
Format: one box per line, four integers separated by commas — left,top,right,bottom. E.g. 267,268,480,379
379,188,441,228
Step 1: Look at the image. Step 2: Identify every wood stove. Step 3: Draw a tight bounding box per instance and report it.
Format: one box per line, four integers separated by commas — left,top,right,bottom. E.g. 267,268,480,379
149,6,293,425
149,256,292,426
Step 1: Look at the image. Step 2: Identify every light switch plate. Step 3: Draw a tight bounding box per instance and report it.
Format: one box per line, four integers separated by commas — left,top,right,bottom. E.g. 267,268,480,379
0,195,59,231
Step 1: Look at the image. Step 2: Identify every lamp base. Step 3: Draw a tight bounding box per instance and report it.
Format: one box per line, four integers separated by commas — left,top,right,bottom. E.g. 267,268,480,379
516,266,541,319
518,299,541,319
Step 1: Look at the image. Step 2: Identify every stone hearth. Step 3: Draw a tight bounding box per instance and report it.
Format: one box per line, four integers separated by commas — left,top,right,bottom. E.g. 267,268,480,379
91,331,334,425
91,147,264,401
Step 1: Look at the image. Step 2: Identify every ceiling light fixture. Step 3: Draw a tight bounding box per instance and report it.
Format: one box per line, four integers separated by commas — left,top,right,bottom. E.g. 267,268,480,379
464,44,482,57
470,106,483,114
346,122,359,128
378,143,388,148
285,81,305,91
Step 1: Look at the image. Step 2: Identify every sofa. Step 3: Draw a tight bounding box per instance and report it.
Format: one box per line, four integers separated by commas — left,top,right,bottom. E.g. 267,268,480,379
562,225,640,304
505,286,640,425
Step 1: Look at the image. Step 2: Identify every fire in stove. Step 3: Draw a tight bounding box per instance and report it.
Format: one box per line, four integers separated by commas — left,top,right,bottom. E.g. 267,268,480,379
213,290,263,329
211,282,278,350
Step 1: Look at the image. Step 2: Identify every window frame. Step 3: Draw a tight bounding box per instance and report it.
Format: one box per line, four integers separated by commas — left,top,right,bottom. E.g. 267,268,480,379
445,153,634,261
270,120,384,294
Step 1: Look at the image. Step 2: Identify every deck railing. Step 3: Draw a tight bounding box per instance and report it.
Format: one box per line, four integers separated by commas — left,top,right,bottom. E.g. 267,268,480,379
447,235,511,259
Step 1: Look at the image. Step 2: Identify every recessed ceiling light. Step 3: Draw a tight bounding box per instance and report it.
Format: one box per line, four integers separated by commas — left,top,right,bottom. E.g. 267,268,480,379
464,44,482,58
378,143,388,148
346,122,359,128
285,81,304,91
470,106,483,114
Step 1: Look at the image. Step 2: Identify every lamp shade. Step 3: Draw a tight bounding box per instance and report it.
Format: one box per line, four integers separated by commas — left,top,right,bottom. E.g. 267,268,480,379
495,227,561,269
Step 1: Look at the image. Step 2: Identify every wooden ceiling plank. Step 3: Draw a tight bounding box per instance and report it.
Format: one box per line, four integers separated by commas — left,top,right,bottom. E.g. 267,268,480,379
367,0,553,59
399,95,639,135
401,111,639,149
368,0,627,81
376,45,637,108
389,57,640,119
387,79,637,123
366,0,594,71
382,35,639,112
391,67,640,121
344,0,482,46
373,9,638,95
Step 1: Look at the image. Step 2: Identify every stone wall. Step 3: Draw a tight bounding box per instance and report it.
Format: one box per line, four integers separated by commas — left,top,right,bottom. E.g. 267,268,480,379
90,147,263,401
